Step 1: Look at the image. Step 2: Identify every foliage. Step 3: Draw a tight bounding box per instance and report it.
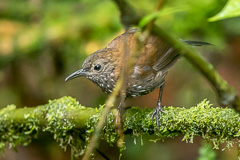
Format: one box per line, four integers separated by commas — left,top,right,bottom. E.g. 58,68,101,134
209,0,240,21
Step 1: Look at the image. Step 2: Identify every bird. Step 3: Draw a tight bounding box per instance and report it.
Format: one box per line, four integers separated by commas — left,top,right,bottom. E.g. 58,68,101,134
65,28,210,128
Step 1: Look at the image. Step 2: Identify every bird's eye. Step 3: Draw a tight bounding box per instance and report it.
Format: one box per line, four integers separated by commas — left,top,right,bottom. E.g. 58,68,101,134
94,64,102,71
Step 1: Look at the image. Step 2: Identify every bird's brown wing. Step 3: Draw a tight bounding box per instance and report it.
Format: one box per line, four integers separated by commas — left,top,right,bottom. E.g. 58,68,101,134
130,34,179,79
104,29,179,79
149,37,179,72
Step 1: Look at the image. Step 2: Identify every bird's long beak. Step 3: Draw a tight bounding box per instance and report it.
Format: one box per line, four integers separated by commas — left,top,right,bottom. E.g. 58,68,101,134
65,69,86,82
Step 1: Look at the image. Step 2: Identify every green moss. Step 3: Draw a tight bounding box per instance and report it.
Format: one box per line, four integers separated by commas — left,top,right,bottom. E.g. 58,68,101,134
0,97,96,158
86,106,119,145
44,97,88,157
124,99,240,150
0,97,240,159
0,104,39,156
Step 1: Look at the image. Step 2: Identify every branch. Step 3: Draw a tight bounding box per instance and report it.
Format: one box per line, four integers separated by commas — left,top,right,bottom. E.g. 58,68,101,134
112,0,240,111
0,97,239,158
112,0,141,29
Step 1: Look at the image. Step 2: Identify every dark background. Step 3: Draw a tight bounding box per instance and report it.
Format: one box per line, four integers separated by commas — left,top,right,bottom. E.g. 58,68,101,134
0,0,240,159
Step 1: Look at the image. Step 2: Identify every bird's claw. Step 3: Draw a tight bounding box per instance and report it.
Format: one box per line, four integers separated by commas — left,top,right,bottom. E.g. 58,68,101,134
151,106,166,129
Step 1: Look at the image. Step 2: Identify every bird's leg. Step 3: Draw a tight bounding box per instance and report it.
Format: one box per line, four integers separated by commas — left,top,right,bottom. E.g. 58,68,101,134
151,83,165,128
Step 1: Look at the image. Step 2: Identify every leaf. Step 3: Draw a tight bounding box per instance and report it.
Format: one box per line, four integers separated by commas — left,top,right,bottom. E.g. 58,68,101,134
138,6,188,28
209,0,240,22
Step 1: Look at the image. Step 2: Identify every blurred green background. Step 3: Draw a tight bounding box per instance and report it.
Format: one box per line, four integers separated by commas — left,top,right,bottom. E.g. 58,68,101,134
0,0,240,159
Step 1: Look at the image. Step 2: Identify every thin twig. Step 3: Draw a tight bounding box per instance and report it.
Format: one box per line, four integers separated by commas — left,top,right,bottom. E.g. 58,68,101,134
115,30,129,148
82,78,123,160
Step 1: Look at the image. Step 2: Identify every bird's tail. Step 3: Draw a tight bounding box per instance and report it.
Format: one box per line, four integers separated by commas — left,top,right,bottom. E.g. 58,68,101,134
184,40,212,46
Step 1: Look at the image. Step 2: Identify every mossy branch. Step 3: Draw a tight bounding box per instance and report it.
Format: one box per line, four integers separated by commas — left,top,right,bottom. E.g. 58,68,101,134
0,97,240,157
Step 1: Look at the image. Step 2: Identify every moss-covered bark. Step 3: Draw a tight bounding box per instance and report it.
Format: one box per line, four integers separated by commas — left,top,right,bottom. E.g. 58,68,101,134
0,97,239,157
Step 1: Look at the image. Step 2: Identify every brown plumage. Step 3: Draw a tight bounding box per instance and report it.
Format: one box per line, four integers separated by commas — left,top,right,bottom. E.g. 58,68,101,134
65,29,209,127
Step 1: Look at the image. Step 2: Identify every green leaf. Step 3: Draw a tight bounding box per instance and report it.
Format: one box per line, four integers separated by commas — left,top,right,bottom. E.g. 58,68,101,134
209,0,240,22
138,6,187,29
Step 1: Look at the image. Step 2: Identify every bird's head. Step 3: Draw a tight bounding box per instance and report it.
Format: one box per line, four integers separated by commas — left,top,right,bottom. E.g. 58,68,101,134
65,48,120,94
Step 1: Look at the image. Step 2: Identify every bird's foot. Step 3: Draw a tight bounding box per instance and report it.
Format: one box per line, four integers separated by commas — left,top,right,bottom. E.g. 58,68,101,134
151,105,166,129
